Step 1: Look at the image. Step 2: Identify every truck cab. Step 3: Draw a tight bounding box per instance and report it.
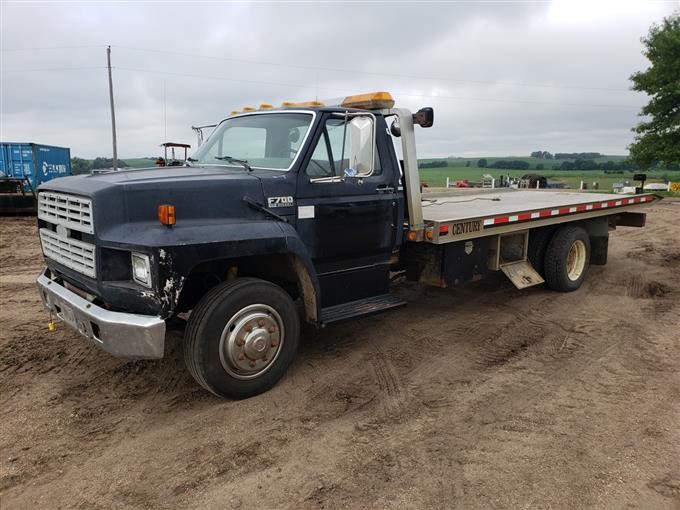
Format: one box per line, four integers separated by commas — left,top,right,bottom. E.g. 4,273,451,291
35,92,658,399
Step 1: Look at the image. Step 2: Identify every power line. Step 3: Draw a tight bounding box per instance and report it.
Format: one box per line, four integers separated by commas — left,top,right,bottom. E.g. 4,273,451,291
2,66,105,72
113,44,633,93
114,66,642,109
1,62,642,109
0,45,105,52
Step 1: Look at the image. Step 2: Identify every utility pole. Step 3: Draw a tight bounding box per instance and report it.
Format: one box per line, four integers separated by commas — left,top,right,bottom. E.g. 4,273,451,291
163,80,167,143
106,45,118,171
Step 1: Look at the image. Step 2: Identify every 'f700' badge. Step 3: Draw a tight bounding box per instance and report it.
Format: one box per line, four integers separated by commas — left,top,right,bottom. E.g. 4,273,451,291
267,196,294,208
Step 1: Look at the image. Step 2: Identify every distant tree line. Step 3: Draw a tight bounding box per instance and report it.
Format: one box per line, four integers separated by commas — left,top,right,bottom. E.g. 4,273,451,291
554,152,602,160
478,159,531,170
553,159,639,171
531,151,605,160
419,160,448,169
553,159,679,171
71,157,129,174
530,151,553,159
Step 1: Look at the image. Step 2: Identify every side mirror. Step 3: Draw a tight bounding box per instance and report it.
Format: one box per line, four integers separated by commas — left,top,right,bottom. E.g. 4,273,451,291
413,107,434,128
390,119,401,137
346,116,375,177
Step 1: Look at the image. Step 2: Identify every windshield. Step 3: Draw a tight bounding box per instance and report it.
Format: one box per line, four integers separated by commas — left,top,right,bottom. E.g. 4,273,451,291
191,112,314,170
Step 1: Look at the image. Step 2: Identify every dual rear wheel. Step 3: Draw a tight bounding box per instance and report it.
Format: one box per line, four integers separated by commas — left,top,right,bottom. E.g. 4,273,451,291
535,225,591,292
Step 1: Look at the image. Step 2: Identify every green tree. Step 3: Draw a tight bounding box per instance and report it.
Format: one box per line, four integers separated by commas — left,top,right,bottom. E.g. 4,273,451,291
629,13,680,167
71,157,91,175
477,158,487,168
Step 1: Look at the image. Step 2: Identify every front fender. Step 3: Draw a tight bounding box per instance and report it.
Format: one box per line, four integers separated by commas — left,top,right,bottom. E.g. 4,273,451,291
144,220,321,319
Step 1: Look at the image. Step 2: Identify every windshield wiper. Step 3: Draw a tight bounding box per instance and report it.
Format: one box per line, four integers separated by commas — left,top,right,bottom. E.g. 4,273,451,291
187,157,198,162
214,156,252,172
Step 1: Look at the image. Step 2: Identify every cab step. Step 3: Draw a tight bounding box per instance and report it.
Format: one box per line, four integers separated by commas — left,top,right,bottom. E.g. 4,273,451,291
320,294,406,325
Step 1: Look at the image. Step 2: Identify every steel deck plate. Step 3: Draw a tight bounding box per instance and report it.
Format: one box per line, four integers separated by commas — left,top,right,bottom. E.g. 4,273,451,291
422,190,643,223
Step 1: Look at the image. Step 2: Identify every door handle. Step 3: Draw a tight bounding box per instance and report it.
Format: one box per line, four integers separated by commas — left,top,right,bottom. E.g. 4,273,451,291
376,185,394,193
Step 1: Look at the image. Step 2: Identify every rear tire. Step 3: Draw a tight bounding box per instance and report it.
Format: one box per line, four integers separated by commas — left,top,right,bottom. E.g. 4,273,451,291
184,278,300,399
544,226,590,292
527,227,554,276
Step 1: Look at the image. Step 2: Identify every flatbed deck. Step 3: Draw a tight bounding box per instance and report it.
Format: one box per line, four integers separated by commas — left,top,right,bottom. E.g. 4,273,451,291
419,189,659,243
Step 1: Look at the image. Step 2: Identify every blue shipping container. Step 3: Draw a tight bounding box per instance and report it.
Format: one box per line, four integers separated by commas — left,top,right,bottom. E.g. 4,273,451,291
0,143,71,190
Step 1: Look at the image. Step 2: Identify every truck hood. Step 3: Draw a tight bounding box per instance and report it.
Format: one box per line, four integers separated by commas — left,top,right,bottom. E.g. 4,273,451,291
39,165,260,195
38,166,270,239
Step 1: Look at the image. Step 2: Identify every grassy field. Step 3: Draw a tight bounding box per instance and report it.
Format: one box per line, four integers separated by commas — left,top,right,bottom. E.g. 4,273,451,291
420,155,628,168
417,156,679,191
122,157,157,169
419,167,680,189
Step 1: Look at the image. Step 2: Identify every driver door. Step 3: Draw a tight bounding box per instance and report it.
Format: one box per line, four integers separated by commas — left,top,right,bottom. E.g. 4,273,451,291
295,113,399,307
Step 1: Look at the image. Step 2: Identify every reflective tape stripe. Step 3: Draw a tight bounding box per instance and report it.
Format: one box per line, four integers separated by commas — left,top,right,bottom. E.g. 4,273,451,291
479,195,652,228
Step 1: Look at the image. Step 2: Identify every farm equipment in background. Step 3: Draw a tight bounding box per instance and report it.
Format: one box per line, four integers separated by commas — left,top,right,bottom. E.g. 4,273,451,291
157,142,192,167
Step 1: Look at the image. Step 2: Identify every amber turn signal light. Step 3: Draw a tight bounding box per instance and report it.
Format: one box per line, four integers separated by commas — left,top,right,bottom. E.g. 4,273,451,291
158,204,176,226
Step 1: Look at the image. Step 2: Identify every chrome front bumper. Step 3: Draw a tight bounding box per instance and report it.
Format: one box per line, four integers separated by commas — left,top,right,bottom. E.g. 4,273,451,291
37,268,166,359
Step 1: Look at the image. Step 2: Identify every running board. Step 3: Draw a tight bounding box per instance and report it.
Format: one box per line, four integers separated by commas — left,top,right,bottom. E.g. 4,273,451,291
321,294,406,325
500,260,544,289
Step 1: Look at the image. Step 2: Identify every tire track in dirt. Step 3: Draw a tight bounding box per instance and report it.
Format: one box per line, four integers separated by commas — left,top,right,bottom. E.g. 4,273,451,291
370,347,408,420
2,205,680,509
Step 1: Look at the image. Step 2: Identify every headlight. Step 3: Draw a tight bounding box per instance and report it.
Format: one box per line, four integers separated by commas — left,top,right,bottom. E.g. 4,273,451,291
131,252,151,287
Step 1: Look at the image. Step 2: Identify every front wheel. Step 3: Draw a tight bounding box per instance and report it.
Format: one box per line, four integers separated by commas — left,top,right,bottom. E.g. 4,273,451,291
543,226,591,292
184,278,300,399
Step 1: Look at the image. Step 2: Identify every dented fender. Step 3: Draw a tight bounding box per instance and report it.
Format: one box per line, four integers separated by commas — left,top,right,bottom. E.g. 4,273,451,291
150,220,321,320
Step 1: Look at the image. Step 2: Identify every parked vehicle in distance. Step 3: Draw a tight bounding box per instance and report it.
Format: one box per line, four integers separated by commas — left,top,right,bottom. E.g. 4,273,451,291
0,143,71,189
34,92,660,399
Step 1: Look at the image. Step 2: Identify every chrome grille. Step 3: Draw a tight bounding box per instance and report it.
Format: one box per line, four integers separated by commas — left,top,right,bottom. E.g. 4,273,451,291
39,228,96,278
38,192,94,234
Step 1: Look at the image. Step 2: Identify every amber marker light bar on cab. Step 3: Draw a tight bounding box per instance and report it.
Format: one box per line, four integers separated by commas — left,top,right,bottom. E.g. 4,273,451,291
340,91,395,110
158,204,176,227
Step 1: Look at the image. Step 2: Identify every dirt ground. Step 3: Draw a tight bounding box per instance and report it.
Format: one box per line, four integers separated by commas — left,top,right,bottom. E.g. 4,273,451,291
1,202,679,509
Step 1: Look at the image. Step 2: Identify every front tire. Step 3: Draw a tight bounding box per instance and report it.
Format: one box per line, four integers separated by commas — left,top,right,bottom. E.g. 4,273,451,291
544,226,591,292
184,278,300,399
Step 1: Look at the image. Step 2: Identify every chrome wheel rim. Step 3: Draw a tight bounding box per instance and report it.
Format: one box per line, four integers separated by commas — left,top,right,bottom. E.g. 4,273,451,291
219,304,284,380
566,239,587,281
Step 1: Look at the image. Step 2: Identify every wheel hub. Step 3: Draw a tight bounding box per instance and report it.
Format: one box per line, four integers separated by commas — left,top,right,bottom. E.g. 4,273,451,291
566,239,587,281
219,305,284,380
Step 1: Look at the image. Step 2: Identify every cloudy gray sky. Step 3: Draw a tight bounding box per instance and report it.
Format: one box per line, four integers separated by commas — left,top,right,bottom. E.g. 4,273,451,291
1,1,677,159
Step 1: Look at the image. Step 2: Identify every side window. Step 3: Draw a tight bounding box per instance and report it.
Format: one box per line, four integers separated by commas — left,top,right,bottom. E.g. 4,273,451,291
306,131,333,177
305,115,381,178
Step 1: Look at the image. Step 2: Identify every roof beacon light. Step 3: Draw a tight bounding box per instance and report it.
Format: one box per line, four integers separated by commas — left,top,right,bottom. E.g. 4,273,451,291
242,106,256,112
340,91,395,110
259,103,273,109
230,110,241,115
